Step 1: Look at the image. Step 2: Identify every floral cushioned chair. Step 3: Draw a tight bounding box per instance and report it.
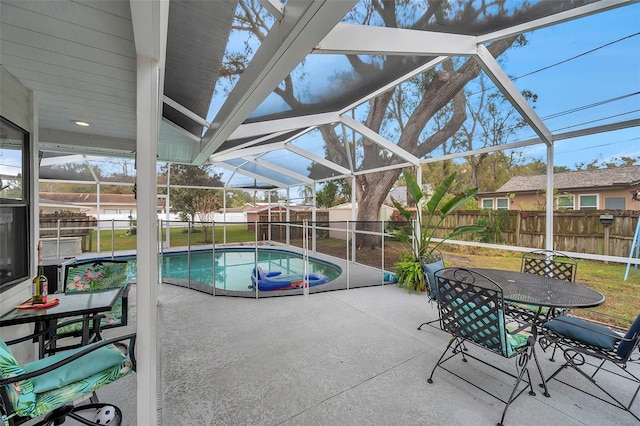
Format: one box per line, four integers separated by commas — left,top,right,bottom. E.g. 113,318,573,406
57,260,130,338
0,330,136,426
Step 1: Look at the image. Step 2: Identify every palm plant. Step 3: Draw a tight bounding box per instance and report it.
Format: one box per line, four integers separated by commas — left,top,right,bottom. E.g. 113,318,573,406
390,170,484,291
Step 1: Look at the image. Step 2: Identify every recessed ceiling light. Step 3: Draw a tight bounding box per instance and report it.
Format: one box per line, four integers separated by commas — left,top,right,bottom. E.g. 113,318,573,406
73,120,91,127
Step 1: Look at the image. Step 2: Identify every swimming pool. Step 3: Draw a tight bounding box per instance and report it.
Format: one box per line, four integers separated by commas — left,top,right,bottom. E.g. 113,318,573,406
160,248,341,291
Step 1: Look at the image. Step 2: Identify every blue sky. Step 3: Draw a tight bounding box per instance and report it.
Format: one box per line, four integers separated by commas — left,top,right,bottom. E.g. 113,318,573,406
504,3,639,168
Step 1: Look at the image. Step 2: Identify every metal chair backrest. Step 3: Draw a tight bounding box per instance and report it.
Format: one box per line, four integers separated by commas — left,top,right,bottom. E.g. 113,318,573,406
521,249,577,282
434,268,510,357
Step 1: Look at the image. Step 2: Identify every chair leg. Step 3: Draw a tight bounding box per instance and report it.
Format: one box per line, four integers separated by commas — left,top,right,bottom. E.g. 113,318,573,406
499,363,534,426
498,343,539,426
417,318,439,330
427,338,457,384
531,344,550,397
546,351,640,422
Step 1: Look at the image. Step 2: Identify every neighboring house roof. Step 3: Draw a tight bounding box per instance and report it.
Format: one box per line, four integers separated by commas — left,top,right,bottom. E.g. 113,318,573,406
246,205,309,213
39,192,163,207
330,202,393,211
386,186,407,206
490,166,640,194
39,198,88,212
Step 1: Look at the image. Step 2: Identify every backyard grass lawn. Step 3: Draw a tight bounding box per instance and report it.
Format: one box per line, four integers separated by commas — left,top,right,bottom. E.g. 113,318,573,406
90,224,254,252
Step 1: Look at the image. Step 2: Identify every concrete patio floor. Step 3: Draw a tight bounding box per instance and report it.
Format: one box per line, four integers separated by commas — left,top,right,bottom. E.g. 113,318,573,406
87,278,640,426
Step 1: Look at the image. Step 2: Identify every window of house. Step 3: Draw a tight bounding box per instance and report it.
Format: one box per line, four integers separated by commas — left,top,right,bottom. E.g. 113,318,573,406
0,117,30,291
481,199,494,209
556,195,574,210
496,198,509,210
579,194,598,210
605,197,625,210
104,209,119,214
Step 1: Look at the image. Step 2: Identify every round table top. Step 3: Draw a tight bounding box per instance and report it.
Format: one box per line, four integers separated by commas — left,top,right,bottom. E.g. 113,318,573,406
458,268,605,309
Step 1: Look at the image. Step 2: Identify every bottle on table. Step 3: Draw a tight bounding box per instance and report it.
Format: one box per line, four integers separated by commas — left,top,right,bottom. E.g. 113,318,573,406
32,241,48,305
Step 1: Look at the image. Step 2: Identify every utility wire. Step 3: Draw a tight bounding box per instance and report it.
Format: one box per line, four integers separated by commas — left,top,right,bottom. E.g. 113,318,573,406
514,32,640,81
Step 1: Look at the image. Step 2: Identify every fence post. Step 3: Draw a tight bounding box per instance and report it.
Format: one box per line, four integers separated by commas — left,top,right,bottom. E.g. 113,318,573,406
56,219,61,259
111,219,115,259
187,220,192,289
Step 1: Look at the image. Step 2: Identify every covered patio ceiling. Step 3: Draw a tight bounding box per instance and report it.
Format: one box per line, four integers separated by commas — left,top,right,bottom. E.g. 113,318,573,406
1,0,638,190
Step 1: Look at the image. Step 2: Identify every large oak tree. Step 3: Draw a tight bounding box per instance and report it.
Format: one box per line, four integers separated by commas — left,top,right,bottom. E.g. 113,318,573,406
223,1,541,246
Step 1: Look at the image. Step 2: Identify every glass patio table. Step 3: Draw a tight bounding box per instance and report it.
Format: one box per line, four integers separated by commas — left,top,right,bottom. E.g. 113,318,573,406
0,287,123,358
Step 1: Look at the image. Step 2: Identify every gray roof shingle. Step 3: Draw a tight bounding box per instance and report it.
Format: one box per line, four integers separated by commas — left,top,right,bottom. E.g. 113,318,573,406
493,165,640,193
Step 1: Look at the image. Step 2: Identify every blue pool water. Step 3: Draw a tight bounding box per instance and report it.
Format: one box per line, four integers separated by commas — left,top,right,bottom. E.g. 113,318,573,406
117,248,342,292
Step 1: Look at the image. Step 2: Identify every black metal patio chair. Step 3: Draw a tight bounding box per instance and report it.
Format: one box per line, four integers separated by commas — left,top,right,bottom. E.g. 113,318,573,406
416,249,445,330
541,311,640,422
427,267,549,426
506,250,578,331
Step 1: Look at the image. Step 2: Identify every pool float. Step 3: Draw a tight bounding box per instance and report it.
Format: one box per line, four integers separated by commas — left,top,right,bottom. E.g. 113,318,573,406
251,266,329,291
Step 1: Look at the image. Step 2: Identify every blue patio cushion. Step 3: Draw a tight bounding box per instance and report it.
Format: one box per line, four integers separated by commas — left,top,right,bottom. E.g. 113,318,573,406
0,340,36,417
617,313,640,359
451,299,528,357
422,259,445,299
23,342,129,394
545,316,619,350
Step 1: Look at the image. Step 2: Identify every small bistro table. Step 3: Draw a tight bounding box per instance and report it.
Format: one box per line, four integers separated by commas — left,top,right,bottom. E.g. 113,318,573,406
0,287,123,358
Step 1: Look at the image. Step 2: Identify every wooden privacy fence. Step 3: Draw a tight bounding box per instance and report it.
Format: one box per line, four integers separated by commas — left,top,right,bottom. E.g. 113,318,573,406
438,210,639,257
39,213,97,252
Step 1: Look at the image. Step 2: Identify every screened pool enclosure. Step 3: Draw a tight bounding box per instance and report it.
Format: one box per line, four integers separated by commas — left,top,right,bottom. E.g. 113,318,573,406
1,1,639,423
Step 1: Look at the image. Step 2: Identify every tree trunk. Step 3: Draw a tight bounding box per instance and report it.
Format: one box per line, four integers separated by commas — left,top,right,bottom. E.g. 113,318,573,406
354,169,400,249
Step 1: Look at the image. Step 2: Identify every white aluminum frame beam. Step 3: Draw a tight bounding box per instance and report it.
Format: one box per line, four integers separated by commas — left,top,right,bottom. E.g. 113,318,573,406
211,161,287,189
286,144,352,176
40,154,102,166
259,0,285,21
340,115,421,166
212,142,287,162
315,24,477,56
196,0,357,164
163,95,210,130
474,44,553,145
477,0,634,44
229,112,340,140
39,128,135,155
243,155,314,184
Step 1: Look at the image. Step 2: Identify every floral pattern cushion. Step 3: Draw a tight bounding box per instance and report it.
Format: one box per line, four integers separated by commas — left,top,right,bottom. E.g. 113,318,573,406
58,261,129,335
0,340,36,417
64,262,128,294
